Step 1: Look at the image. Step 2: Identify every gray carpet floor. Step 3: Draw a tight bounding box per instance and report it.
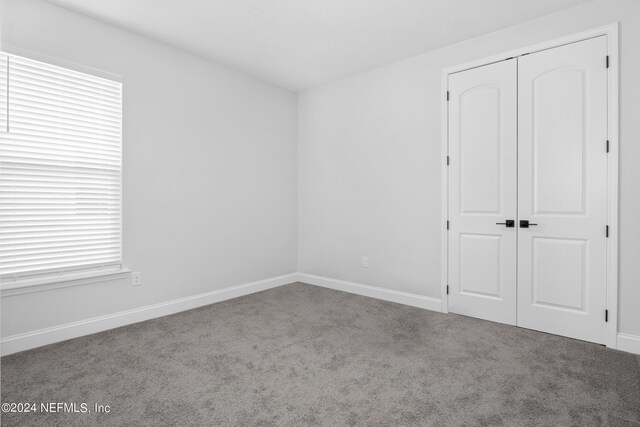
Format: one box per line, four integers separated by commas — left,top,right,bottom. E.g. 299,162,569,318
2,282,639,426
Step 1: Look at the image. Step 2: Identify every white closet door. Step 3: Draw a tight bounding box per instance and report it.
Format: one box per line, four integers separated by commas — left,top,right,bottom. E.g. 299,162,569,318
448,59,518,325
517,37,608,343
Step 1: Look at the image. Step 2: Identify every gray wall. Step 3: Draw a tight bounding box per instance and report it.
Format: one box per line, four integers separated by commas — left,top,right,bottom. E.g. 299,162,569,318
1,0,298,337
298,0,640,336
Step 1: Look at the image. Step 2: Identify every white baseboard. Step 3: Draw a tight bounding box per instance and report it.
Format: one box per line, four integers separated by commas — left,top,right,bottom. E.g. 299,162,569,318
1,273,298,357
5,270,630,357
617,333,640,355
297,273,442,312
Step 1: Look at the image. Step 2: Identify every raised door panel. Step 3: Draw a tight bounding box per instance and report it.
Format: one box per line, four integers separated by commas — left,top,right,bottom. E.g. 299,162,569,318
459,233,502,299
459,87,501,214
531,237,587,312
533,69,587,215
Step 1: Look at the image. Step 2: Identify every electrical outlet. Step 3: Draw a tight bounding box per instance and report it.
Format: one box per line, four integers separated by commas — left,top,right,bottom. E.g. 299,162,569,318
361,256,369,268
132,271,142,286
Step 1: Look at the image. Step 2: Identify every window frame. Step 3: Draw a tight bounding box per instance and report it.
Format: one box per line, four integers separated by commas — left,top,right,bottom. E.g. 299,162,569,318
0,47,128,294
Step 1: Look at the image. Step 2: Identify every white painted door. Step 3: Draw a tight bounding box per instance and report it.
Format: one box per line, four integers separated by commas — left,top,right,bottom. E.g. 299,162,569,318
448,59,518,325
517,37,608,344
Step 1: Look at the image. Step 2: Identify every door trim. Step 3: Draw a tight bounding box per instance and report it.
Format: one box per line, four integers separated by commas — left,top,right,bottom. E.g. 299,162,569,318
440,23,620,348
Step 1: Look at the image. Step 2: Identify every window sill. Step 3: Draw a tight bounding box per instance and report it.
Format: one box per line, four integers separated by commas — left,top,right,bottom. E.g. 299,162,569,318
0,268,131,297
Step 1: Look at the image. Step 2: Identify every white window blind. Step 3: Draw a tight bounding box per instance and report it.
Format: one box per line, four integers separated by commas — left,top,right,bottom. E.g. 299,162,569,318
0,52,123,282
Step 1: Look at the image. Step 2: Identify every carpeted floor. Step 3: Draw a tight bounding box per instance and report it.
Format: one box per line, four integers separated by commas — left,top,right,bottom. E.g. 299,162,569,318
2,282,639,426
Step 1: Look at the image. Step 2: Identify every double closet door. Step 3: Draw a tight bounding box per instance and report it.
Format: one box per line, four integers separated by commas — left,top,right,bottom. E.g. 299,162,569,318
447,36,608,344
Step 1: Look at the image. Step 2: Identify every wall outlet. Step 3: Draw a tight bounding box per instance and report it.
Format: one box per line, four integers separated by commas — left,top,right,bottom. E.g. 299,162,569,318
361,256,369,268
132,271,142,286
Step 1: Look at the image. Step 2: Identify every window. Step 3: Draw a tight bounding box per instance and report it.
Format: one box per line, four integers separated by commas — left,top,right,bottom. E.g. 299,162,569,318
0,52,123,287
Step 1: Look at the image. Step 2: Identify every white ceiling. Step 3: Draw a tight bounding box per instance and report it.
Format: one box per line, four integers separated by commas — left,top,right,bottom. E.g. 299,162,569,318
46,0,594,91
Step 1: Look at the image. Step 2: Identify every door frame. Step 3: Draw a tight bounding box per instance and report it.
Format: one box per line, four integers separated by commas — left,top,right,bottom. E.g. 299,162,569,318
440,23,619,348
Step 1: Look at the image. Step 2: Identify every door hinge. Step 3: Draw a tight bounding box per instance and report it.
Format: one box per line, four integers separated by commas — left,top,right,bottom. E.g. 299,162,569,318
446,155,450,166
446,285,449,295
446,91,450,101
446,220,450,230
606,55,609,69
606,140,610,153
606,225,609,238
605,309,609,322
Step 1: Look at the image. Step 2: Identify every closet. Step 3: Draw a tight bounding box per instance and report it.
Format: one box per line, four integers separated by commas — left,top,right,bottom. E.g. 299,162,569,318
446,36,609,344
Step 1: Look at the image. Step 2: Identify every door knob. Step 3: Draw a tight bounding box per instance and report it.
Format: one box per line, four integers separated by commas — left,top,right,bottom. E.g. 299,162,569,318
496,219,515,228
519,220,538,228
